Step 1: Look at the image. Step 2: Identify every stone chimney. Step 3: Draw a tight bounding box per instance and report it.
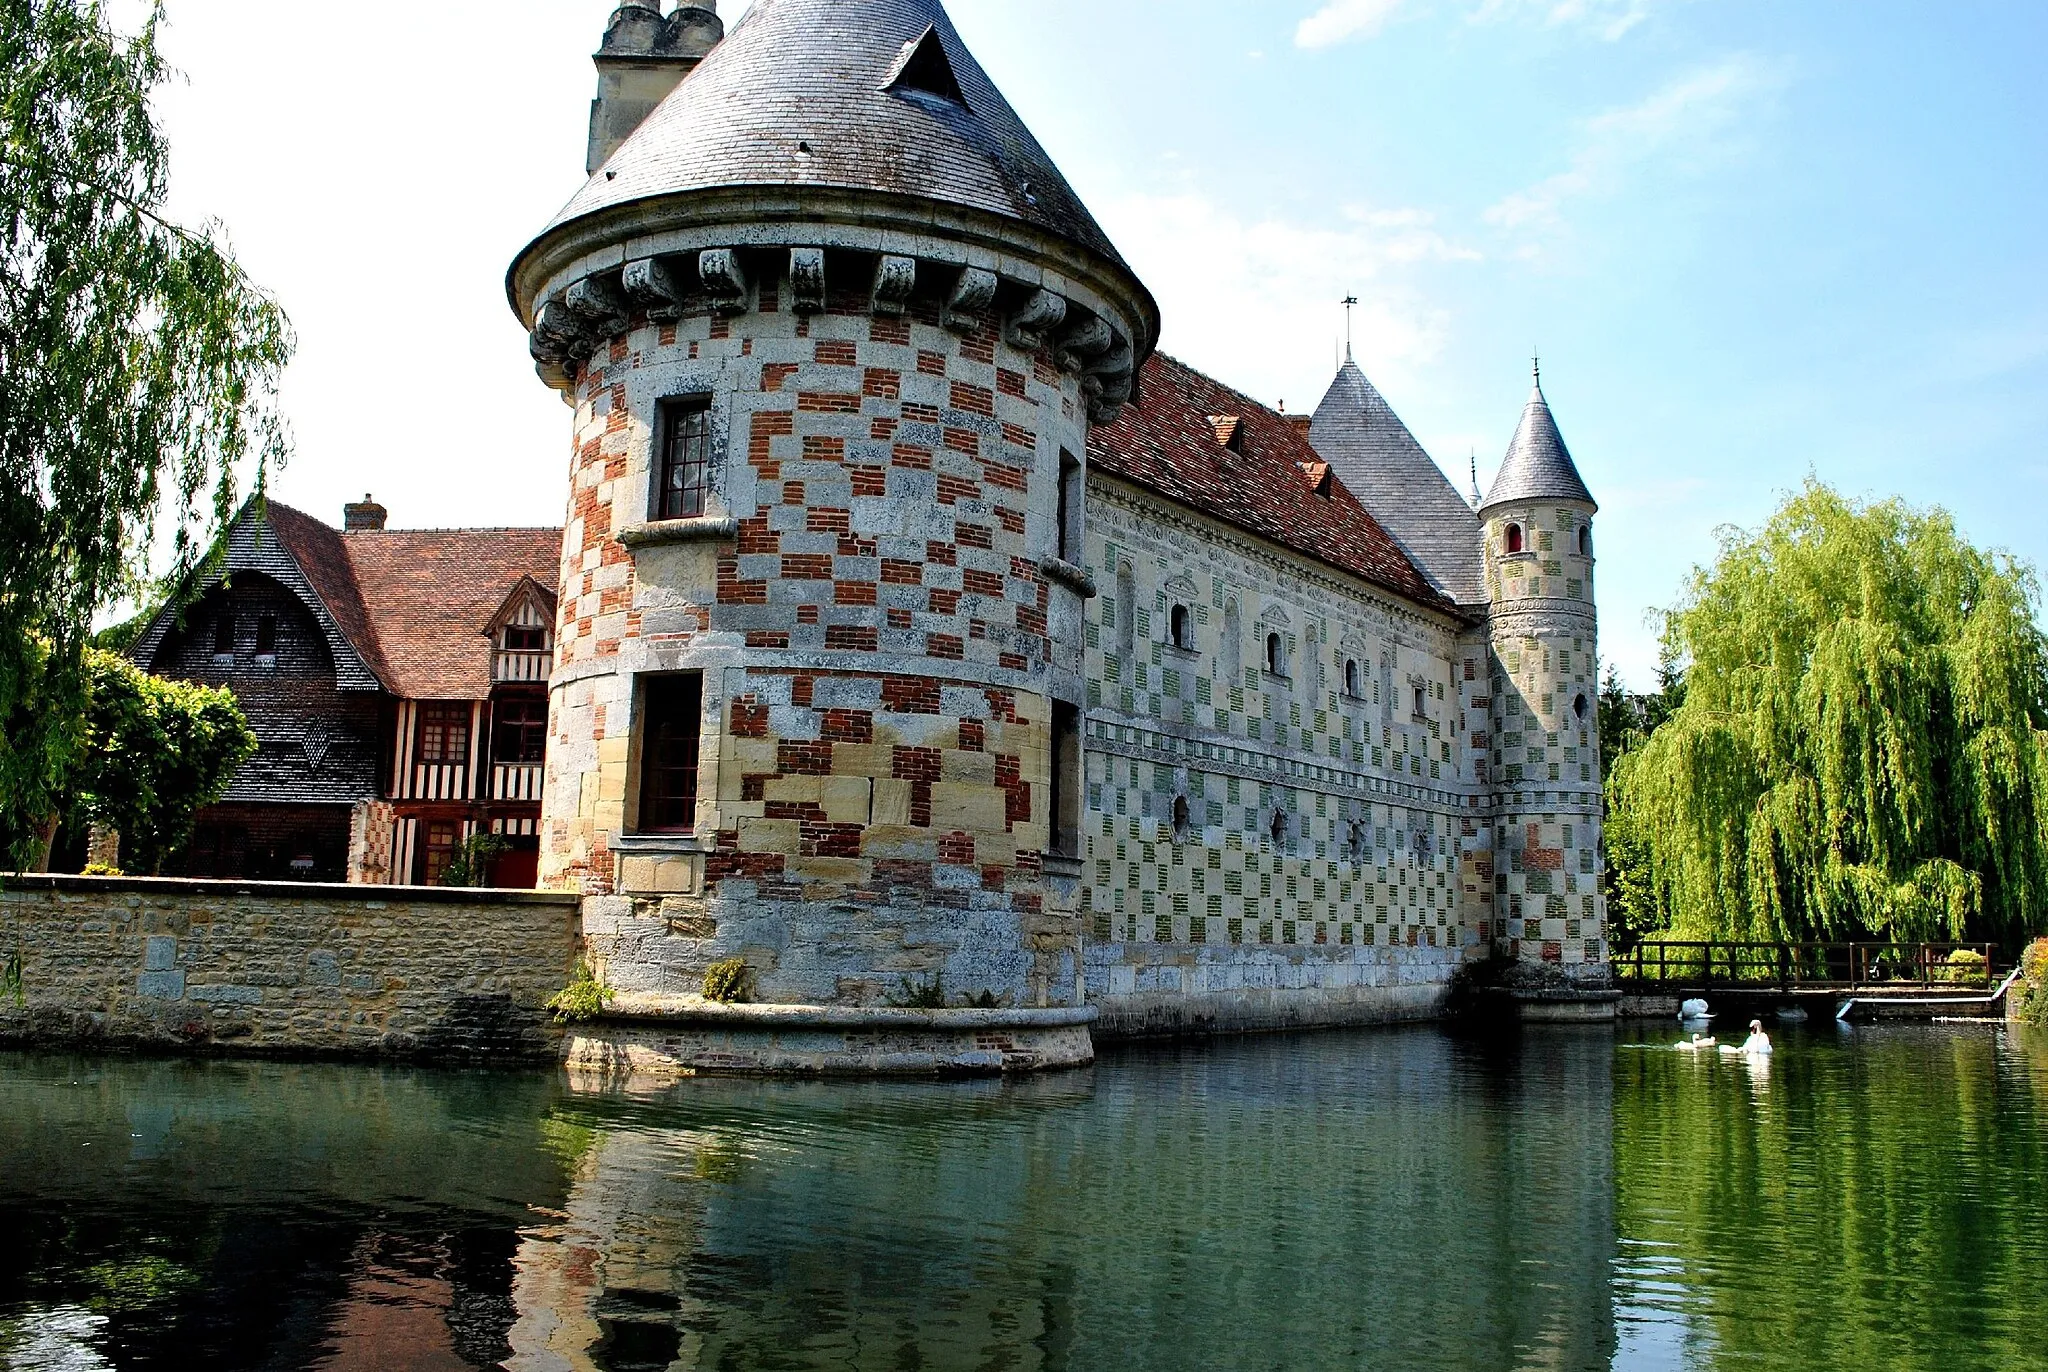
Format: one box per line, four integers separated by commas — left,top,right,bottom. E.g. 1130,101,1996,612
343,495,388,532
587,3,724,177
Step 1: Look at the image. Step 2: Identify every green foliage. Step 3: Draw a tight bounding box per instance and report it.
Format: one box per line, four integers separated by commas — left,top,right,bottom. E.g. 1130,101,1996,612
546,958,616,1023
1938,948,1988,984
63,648,255,873
702,957,752,1004
0,0,292,868
1610,482,2048,947
81,862,120,876
963,989,1000,1009
2016,940,2048,1027
887,971,948,1010
437,832,510,889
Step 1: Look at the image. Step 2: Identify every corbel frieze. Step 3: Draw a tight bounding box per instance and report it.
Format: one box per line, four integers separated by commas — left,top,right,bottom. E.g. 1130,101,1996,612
871,255,917,315
622,257,684,321
788,247,826,316
566,275,629,339
699,248,750,316
943,266,999,333
1005,288,1067,352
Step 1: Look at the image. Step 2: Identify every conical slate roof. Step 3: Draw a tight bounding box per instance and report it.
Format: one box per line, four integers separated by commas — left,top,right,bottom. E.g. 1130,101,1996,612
539,0,1127,269
1481,376,1595,515
1308,357,1485,605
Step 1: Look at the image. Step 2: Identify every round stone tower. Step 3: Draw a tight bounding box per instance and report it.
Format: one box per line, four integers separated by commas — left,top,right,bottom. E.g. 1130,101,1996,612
1477,368,1606,975
508,0,1157,1013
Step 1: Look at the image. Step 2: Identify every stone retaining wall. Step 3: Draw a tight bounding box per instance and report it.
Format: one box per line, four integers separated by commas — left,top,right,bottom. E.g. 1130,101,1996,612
0,875,580,1060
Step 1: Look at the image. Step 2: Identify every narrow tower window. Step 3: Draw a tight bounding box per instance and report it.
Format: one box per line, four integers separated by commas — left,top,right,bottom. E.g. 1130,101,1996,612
1172,794,1191,842
1269,809,1287,848
1344,659,1360,697
1266,632,1285,678
1504,523,1524,555
635,673,703,834
1057,450,1083,564
1170,604,1193,650
1577,526,1591,557
1050,701,1082,857
1574,693,1588,722
1413,685,1428,718
653,396,713,522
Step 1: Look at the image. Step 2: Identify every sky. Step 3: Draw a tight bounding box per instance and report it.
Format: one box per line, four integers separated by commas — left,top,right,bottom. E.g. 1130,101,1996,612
132,0,2048,687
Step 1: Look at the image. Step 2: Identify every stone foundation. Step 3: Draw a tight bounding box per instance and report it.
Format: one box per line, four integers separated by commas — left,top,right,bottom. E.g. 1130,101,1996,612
0,874,580,1059
1086,942,1461,1038
564,999,1096,1078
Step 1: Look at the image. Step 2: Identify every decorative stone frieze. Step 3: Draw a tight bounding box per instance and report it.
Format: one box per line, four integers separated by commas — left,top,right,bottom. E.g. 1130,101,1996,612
871,254,916,315
1005,288,1067,353
943,266,998,334
622,257,684,321
699,248,749,316
788,246,826,316
567,275,629,338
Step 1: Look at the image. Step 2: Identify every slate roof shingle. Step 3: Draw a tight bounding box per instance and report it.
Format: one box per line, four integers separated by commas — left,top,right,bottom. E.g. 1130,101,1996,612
1481,379,1596,515
533,0,1130,270
1307,359,1485,606
1089,355,1454,616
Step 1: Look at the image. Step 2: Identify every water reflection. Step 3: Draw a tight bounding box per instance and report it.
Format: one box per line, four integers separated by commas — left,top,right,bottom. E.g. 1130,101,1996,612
3,1026,2045,1370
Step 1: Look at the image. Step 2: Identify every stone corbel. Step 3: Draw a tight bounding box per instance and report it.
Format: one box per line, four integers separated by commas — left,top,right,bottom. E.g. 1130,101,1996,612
1005,289,1067,352
699,248,749,316
871,254,916,315
1084,337,1136,421
533,299,591,357
622,257,683,322
566,275,629,340
1038,555,1098,598
789,247,826,316
943,267,998,334
1054,315,1114,373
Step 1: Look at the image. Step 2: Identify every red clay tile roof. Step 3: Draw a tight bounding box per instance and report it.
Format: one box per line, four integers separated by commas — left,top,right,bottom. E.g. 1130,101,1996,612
264,501,393,686
1089,355,1454,614
341,526,562,701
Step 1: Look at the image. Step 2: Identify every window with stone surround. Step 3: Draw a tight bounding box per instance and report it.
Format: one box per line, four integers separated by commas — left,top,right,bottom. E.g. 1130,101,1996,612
1051,700,1082,857
653,395,713,522
634,673,703,834
418,702,471,767
1057,450,1083,563
1504,523,1524,555
1344,658,1360,698
1265,632,1288,679
1170,604,1194,651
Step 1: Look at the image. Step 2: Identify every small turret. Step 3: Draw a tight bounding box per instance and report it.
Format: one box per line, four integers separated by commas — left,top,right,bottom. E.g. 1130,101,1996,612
1479,363,1605,976
587,3,724,176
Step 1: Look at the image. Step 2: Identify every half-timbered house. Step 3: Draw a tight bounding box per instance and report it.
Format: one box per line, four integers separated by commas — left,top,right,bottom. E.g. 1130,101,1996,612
129,497,562,886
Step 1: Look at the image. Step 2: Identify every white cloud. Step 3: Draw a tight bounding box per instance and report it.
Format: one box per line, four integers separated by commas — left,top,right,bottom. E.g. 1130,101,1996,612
1484,55,1783,234
1296,0,1411,49
1471,0,1663,41
1094,192,1480,408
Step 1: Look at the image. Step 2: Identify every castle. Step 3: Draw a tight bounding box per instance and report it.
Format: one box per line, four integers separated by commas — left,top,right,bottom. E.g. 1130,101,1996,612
507,0,1611,1067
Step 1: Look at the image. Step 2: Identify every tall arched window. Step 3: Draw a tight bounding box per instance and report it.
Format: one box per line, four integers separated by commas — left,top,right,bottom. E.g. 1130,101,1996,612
1504,523,1524,555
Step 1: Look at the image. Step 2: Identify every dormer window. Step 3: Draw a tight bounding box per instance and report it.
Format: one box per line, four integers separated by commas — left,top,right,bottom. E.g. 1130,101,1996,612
504,624,547,653
1209,415,1246,457
254,615,277,663
1169,604,1194,651
884,26,967,105
1504,523,1524,555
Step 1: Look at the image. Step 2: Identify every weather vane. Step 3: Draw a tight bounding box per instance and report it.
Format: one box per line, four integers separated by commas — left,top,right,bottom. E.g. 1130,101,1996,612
1343,295,1359,359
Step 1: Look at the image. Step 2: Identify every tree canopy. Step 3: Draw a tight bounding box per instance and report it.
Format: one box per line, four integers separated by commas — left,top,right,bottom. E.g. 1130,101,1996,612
1609,481,2048,948
1,0,291,865
68,647,255,873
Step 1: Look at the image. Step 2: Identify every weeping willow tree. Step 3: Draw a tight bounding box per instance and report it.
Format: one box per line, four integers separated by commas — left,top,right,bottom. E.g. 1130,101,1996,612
1610,481,2048,947
1,0,291,866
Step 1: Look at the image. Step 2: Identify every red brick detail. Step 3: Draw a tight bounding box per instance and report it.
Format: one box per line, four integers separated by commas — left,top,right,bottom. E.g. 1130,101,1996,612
927,588,960,615
863,367,901,400
998,368,1027,398
1525,847,1564,873
882,559,924,586
781,553,833,580
917,350,946,376
807,507,851,536
996,754,1029,827
1032,353,1059,386
658,325,678,347
815,339,857,367
938,831,976,865
705,851,787,884
994,507,1026,536
1017,605,1047,636
982,462,1028,493
762,362,799,392
961,330,995,365
850,465,887,497
835,580,878,606
821,709,874,743
936,475,980,505
870,315,911,346
998,652,1028,671
1000,422,1035,450
950,381,995,417
891,444,933,471
925,541,957,567
892,747,941,781
904,402,940,423
883,677,942,715
887,607,913,629
717,557,768,605
958,719,985,752
871,416,900,441
943,427,979,456
956,523,993,550
778,741,835,776
927,633,964,660
803,822,865,859
781,481,806,505
792,677,814,707
730,695,770,738
983,690,1017,723
797,392,860,414
802,435,845,463
962,568,1004,598
797,604,820,625
825,624,878,652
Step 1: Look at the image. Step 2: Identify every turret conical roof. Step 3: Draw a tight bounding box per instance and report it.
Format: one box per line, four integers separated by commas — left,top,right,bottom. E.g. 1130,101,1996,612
1481,375,1596,515
537,0,1127,268
1308,357,1484,605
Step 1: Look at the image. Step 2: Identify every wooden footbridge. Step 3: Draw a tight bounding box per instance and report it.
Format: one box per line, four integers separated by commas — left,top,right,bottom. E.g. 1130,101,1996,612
1614,942,2016,1021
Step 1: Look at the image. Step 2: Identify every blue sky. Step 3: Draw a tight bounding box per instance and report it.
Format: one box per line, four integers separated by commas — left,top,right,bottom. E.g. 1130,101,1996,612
142,1,2048,686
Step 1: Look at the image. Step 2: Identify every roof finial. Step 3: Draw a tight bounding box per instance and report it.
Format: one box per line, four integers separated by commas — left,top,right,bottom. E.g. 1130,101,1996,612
1469,449,1482,508
1343,295,1358,363
1532,349,1542,388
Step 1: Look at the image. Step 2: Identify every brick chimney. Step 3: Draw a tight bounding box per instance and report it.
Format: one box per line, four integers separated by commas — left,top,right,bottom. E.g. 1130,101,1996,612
587,3,724,177
343,495,387,532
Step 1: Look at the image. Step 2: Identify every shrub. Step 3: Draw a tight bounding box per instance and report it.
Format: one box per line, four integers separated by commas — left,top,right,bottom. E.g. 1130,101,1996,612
2017,940,2048,1028
702,958,752,1004
81,862,122,877
887,972,947,1010
1940,948,1988,984
545,958,616,1023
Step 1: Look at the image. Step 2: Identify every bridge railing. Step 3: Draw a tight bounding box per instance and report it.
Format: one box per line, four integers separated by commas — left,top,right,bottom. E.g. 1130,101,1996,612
1617,941,1999,990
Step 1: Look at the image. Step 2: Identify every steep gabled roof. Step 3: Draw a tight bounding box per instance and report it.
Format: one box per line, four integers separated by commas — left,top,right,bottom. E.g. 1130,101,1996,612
1481,376,1596,515
1308,359,1485,606
341,528,562,701
1089,355,1453,615
537,0,1126,268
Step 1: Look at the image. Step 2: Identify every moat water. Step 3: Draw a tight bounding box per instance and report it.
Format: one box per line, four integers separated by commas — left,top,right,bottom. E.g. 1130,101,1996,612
3,1023,2045,1371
